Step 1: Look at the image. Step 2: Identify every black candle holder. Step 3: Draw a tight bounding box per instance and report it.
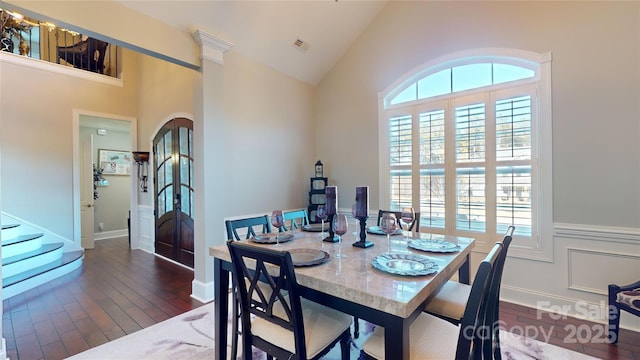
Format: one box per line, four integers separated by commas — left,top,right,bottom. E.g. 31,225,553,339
352,216,374,248
323,213,339,243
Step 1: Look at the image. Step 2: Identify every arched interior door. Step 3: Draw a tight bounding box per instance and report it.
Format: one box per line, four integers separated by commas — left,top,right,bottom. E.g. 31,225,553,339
153,118,194,267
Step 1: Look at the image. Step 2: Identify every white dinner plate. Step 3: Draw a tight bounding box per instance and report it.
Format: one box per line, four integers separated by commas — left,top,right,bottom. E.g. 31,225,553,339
371,253,438,276
407,239,460,253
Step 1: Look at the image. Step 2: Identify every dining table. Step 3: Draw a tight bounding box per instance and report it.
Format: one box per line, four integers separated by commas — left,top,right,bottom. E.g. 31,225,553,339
209,225,475,360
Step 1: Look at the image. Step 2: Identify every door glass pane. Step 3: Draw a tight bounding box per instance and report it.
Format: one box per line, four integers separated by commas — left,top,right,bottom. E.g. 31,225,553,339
157,189,166,218
179,127,188,155
164,131,172,159
158,162,166,189
166,185,173,213
155,138,164,165
180,156,189,184
181,185,191,216
188,128,193,156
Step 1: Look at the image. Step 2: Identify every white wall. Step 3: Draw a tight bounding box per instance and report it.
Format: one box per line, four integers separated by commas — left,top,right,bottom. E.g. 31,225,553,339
0,51,139,240
316,1,640,329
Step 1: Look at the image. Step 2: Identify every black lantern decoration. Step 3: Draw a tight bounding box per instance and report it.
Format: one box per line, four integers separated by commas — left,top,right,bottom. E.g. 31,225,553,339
132,151,150,192
315,160,323,178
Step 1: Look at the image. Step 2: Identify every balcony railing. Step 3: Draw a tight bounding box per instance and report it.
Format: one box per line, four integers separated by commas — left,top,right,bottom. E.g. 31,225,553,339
1,8,119,78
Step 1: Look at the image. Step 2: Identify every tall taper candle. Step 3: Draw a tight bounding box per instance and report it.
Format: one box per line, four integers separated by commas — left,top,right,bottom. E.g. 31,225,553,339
355,186,369,217
325,186,337,215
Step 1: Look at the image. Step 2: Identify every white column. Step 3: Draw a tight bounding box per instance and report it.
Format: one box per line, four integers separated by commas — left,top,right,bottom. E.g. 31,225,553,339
190,30,232,302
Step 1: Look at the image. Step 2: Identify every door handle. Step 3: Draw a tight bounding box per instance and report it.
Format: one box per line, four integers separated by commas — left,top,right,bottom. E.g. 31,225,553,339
86,204,93,208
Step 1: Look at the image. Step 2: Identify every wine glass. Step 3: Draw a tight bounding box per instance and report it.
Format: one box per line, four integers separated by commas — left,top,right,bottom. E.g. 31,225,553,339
399,207,415,241
380,213,397,254
271,210,284,246
316,205,327,238
333,214,348,258
351,204,359,239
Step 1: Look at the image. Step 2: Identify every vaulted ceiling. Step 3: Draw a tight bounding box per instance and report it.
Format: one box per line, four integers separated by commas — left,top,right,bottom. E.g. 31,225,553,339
116,0,388,85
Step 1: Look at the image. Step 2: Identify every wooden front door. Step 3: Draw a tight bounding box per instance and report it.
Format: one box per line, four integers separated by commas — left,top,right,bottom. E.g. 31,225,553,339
153,118,194,267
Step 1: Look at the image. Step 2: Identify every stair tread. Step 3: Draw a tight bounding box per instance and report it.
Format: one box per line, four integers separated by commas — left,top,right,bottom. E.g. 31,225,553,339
2,242,64,266
1,223,20,230
3,250,84,288
1,233,44,246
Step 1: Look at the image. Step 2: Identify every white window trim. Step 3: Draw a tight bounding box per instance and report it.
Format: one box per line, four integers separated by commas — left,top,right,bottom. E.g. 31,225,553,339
378,48,553,262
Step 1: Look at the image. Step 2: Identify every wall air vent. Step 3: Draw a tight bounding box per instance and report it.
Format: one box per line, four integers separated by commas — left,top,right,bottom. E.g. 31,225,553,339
292,38,310,53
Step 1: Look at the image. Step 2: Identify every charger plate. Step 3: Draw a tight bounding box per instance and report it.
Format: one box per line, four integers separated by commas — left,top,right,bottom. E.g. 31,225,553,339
366,226,403,236
371,253,438,276
302,223,328,232
251,233,294,244
289,248,330,267
407,239,460,253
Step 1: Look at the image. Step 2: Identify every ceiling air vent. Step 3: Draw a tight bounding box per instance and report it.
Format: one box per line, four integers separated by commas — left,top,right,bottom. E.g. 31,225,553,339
292,38,310,53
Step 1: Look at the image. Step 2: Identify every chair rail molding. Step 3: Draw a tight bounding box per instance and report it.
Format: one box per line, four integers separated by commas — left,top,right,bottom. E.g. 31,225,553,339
554,223,640,244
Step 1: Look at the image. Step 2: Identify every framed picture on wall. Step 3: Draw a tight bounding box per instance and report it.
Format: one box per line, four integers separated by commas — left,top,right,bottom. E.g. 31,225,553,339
98,149,131,175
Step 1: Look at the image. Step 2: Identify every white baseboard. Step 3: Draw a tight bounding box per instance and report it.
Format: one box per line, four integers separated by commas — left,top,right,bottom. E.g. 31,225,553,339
93,229,128,241
502,285,640,333
191,279,214,303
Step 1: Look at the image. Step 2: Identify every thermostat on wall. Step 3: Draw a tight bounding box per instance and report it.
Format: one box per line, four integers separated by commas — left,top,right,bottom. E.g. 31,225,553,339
97,129,107,136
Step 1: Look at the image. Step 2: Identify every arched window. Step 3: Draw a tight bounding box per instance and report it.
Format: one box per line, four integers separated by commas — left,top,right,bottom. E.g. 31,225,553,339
379,49,553,259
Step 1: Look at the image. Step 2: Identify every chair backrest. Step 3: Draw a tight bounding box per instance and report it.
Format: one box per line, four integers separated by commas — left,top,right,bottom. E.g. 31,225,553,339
283,209,310,231
377,209,421,231
225,215,272,241
227,241,308,358
455,241,502,359
482,225,514,358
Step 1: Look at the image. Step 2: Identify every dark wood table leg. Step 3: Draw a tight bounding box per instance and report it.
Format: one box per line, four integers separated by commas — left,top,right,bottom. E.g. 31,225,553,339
385,316,410,360
214,258,229,360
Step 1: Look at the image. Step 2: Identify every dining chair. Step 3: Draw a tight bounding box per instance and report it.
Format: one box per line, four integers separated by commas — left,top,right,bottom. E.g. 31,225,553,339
227,241,352,360
422,226,514,359
608,280,640,344
283,208,310,231
362,241,503,359
225,215,272,240
224,215,272,359
376,209,420,231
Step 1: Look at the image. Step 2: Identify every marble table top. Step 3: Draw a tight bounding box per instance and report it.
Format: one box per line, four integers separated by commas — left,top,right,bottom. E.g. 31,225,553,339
209,230,474,318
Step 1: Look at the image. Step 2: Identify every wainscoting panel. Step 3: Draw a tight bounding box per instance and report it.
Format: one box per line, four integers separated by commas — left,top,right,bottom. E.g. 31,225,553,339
501,222,640,332
567,248,640,295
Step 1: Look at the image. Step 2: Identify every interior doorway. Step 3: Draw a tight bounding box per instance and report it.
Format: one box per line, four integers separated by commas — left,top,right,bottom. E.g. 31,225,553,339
153,117,194,268
74,112,135,249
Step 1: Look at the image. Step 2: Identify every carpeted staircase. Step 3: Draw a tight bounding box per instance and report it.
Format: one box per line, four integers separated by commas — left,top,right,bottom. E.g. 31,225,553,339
1,214,84,299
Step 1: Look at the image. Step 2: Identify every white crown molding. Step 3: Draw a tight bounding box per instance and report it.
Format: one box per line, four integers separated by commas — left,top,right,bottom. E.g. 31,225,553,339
192,29,233,65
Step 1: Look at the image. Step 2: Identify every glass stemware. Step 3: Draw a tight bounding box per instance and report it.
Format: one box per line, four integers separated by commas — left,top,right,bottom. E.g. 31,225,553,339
333,214,348,258
271,210,284,246
316,205,327,238
380,213,397,254
351,204,359,239
399,207,415,241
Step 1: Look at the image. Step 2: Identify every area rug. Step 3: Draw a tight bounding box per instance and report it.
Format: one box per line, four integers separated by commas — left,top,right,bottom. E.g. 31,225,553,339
67,302,600,360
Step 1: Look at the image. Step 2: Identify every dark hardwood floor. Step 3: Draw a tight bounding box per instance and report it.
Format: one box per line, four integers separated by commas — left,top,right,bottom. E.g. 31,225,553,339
2,237,639,359
3,237,202,360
